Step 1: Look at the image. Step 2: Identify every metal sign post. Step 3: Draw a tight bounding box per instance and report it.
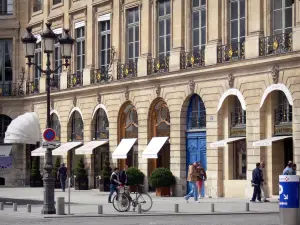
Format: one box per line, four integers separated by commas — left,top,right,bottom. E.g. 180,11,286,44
68,176,71,215
279,175,300,225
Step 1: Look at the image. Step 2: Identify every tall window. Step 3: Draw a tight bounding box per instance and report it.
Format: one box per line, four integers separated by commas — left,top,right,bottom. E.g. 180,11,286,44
76,26,85,73
127,7,139,62
158,0,171,59
187,94,206,129
54,34,62,79
0,0,13,15
33,0,42,12
277,91,292,123
230,0,245,44
95,108,109,140
232,98,246,126
0,114,11,142
71,111,83,141
99,20,110,71
192,0,206,51
272,0,293,35
34,42,42,84
50,114,60,141
0,40,12,85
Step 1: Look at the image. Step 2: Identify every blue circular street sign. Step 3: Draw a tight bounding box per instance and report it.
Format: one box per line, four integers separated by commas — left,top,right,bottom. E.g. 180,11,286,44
43,128,56,142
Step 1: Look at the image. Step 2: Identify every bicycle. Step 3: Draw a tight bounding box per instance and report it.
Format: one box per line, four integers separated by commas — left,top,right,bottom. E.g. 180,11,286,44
112,185,153,212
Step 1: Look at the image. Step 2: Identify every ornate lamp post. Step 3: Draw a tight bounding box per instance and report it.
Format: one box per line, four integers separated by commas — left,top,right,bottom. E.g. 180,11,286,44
21,22,74,214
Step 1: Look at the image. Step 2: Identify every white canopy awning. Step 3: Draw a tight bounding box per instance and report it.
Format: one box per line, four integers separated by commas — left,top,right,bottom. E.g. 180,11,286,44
75,140,108,155
210,137,246,148
4,112,41,145
142,137,169,159
253,136,292,147
0,145,12,157
31,146,47,157
52,142,82,156
112,138,137,159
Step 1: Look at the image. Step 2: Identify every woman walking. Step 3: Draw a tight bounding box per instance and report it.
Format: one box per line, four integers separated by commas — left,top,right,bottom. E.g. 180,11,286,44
197,167,206,199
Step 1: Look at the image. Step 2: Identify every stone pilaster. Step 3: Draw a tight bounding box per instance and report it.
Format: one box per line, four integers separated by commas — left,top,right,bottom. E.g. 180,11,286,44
82,67,92,86
86,0,95,69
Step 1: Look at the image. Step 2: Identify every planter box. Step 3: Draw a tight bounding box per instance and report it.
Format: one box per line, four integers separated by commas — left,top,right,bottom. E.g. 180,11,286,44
74,177,88,190
156,187,171,196
99,178,110,192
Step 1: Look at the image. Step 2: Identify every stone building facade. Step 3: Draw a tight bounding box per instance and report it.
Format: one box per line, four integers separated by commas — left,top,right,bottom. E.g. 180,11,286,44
0,0,300,198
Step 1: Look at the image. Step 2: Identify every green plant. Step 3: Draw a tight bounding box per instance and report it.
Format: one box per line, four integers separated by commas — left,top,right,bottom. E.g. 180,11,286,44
149,167,176,188
127,167,144,186
52,157,61,179
30,157,42,180
100,157,112,179
74,156,87,179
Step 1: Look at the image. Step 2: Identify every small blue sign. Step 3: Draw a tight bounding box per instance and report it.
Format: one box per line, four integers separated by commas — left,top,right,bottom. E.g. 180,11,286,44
279,175,299,208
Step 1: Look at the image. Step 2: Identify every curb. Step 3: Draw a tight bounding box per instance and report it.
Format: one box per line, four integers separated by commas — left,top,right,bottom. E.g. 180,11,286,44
44,211,279,218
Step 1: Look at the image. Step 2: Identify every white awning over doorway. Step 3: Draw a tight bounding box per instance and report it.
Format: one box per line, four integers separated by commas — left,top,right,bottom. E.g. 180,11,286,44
142,137,169,159
75,140,108,155
52,142,82,156
253,136,292,147
0,145,12,157
112,138,137,159
4,112,41,145
31,147,47,157
210,137,246,148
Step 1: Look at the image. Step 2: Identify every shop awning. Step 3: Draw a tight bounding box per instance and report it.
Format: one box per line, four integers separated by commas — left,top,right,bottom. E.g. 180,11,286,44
52,142,82,156
210,137,246,148
112,138,137,159
142,137,169,159
75,140,108,155
0,145,12,157
31,147,47,157
253,136,292,147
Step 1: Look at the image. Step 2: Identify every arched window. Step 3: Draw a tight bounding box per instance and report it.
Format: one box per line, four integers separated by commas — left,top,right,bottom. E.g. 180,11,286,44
276,91,292,124
71,111,83,141
50,114,60,141
124,104,138,138
231,97,246,127
187,94,206,130
0,115,11,142
153,101,170,137
95,108,109,139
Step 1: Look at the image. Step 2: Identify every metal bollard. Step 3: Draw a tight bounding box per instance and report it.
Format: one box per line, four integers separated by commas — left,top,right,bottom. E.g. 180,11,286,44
98,205,103,214
56,197,65,215
211,203,214,212
137,204,142,214
27,204,31,213
13,203,17,211
0,202,3,210
175,204,179,213
245,202,249,211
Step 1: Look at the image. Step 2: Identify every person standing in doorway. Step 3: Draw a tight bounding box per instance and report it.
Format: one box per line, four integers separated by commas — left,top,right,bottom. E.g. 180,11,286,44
260,162,269,202
119,165,128,186
250,162,263,203
184,162,200,203
57,163,68,192
108,168,121,203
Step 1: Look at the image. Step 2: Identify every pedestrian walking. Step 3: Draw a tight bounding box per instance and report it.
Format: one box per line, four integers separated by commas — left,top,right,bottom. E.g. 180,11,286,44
259,162,269,202
184,162,200,203
250,162,263,203
108,168,121,203
57,163,68,192
119,165,128,186
196,165,206,200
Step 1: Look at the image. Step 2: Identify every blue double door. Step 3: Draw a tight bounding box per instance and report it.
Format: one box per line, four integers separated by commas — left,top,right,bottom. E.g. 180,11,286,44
186,131,207,196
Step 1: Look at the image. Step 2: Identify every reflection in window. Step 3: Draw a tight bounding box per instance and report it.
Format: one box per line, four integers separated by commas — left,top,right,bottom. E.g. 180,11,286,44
0,114,11,142
95,108,109,140
76,26,85,73
99,20,111,71
192,0,206,51
50,114,60,141
71,111,83,141
187,94,206,130
158,0,171,59
230,0,245,44
272,0,293,35
127,7,139,62
276,91,292,124
0,0,13,15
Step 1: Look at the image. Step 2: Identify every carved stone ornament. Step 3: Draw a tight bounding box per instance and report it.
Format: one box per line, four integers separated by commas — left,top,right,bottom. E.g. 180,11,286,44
31,102,35,112
271,65,280,84
73,96,77,107
228,74,234,88
97,93,101,104
124,87,129,101
155,85,161,97
189,80,195,94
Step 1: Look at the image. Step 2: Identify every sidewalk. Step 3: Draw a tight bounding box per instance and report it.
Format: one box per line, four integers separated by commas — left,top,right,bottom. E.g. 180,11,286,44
0,187,279,218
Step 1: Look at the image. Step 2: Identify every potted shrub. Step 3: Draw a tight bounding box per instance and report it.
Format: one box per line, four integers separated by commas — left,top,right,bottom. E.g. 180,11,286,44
30,157,43,187
98,157,112,192
52,157,61,189
74,156,88,190
149,167,176,196
126,167,144,192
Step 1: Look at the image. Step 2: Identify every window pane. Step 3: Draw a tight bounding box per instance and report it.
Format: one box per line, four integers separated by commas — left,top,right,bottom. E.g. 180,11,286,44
5,68,12,81
285,7,292,28
128,43,134,59
135,42,139,58
81,27,85,36
193,0,199,7
274,10,282,31
107,34,111,48
201,0,206,6
77,56,81,70
240,0,245,18
240,18,245,38
286,0,293,8
158,2,164,16
166,35,170,52
101,22,106,32
159,20,165,36
193,29,199,47
82,55,85,68
107,21,110,31
82,41,85,54
128,10,134,24
107,49,110,64
201,27,206,45
134,8,139,22
166,19,170,35
159,37,164,53
231,1,238,20
231,20,238,39
193,11,199,29
201,10,206,27
101,51,106,65
77,42,81,55
129,27,134,42
273,0,282,10
135,26,139,41
101,35,106,49
166,1,170,15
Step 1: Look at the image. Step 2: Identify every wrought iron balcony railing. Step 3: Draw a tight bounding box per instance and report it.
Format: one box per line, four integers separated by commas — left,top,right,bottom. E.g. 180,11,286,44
26,81,39,95
91,67,113,84
67,72,83,88
147,56,169,75
275,108,292,125
217,42,245,63
117,61,137,80
187,112,206,130
231,112,246,127
50,76,60,91
180,49,205,70
259,33,292,56
0,83,18,96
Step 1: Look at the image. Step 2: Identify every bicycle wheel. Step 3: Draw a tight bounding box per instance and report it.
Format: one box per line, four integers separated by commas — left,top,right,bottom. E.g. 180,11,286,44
137,193,153,212
112,193,131,212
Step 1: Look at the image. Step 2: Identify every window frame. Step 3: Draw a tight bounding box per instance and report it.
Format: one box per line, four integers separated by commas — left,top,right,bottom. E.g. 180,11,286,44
0,0,13,15
54,34,62,77
95,108,109,140
272,0,293,35
71,111,83,141
75,26,85,73
50,113,61,141
157,0,171,59
99,19,111,70
229,0,246,44
126,7,140,63
34,42,42,84
192,0,206,51
0,39,13,83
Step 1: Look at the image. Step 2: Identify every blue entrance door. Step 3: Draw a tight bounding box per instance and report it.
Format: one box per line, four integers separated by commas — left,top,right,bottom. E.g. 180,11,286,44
186,131,207,196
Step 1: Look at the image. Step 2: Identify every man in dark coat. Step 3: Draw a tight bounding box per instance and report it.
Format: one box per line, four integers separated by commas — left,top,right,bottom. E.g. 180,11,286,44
250,162,263,202
119,165,128,186
57,163,68,192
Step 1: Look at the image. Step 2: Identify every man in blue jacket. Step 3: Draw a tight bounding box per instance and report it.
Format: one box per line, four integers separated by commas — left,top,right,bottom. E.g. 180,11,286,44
250,162,263,202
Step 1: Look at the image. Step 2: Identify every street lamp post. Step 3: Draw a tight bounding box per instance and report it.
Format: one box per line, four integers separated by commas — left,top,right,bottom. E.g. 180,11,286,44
21,22,74,214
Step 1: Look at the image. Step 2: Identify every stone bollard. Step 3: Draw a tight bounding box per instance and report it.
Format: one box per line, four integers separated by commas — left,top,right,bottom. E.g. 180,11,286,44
0,202,3,210
137,204,142,214
56,197,65,215
98,205,103,214
13,203,17,211
175,204,179,213
27,204,31,213
211,203,214,212
245,202,249,211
